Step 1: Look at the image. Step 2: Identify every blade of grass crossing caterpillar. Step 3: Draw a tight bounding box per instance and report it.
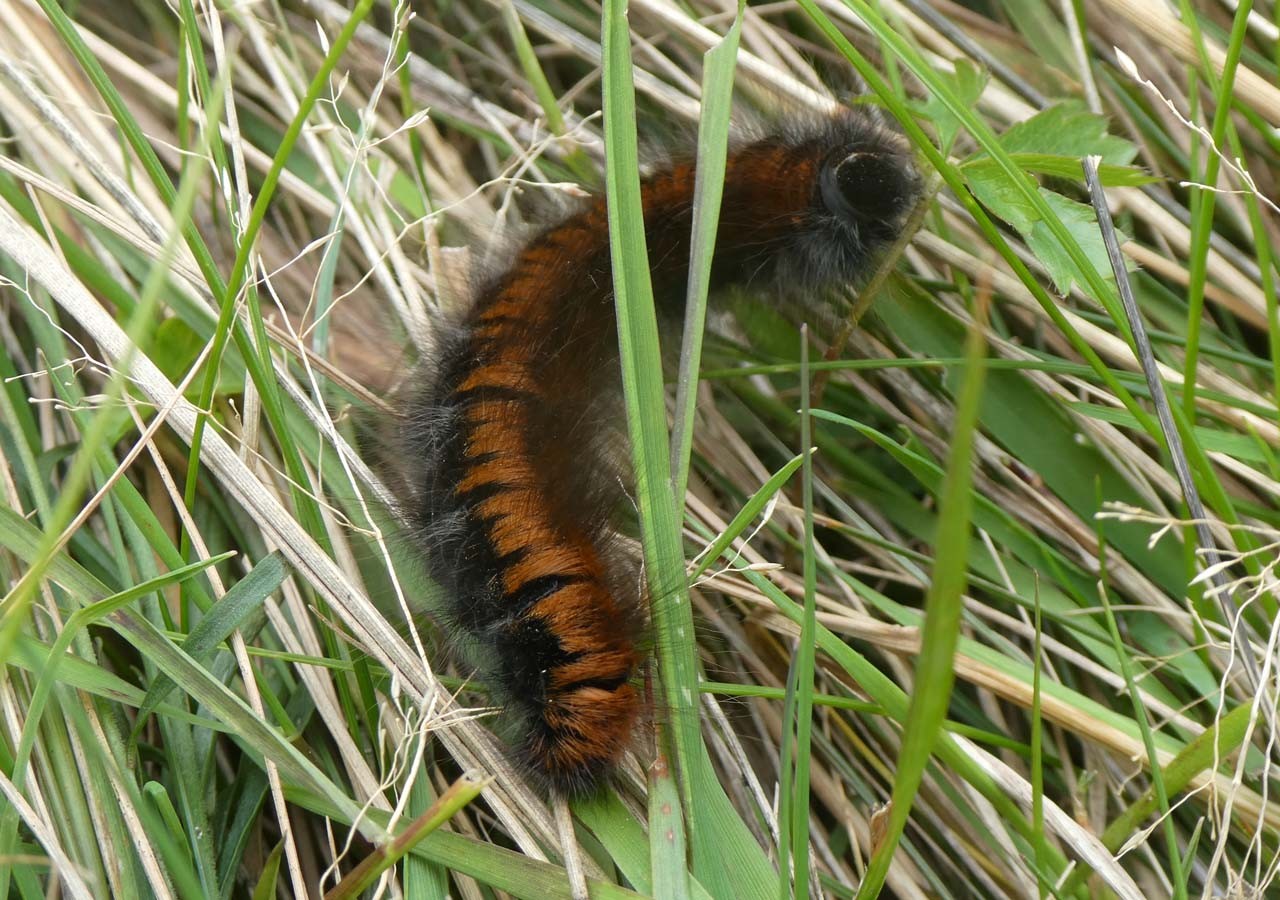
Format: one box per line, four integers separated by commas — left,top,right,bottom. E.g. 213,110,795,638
659,6,743,896
854,301,986,900
599,0,696,863
669,1,742,502
600,2,772,895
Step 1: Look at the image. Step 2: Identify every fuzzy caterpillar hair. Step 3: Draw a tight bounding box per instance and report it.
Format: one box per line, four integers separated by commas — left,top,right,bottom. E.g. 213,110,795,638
396,109,920,797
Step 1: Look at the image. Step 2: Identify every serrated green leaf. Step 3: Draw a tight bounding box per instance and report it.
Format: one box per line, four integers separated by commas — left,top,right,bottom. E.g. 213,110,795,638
967,164,1122,295
999,101,1138,164
1026,189,1117,294
965,162,1040,233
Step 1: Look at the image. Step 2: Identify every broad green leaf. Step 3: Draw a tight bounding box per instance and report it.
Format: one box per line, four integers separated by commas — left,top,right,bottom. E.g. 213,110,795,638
999,101,1138,164
1026,189,1118,294
965,162,1039,233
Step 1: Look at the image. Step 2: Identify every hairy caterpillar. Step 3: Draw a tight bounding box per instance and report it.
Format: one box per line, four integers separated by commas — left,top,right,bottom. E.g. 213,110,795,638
397,110,920,796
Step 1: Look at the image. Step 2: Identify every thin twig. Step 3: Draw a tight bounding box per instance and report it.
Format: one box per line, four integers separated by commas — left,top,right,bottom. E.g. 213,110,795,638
1081,154,1263,697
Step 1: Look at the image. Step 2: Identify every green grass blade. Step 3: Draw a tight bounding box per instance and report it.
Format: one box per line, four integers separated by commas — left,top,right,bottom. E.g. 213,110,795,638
669,2,742,503
855,307,987,899
600,3,771,893
132,552,288,733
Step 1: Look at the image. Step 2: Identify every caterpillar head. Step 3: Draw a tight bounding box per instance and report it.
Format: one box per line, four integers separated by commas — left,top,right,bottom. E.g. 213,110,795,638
819,148,921,239
763,114,921,295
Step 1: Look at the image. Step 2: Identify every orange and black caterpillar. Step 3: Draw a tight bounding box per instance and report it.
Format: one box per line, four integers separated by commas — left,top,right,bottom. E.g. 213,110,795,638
400,110,920,796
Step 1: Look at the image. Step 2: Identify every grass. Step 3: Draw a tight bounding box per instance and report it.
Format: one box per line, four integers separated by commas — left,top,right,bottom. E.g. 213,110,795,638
1,0,1278,897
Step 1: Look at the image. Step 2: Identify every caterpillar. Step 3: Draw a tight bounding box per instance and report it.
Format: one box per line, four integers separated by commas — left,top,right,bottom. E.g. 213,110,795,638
397,109,921,797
